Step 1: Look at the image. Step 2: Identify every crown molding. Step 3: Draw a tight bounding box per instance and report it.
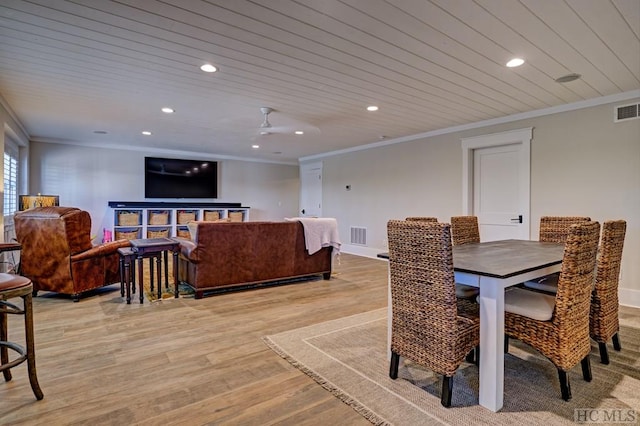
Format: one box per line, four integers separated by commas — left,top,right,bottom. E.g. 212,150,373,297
299,90,640,163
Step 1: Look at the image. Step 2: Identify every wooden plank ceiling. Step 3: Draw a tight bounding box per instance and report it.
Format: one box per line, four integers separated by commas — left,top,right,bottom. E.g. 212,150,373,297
0,0,638,162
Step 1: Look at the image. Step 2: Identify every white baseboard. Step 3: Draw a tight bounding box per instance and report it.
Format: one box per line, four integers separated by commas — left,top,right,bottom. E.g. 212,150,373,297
340,244,388,260
619,287,640,309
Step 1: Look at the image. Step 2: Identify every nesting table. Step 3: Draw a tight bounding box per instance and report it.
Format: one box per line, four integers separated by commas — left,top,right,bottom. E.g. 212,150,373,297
118,238,180,304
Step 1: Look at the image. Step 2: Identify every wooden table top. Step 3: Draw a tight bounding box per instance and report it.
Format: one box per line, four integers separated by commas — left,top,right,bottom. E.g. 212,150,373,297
452,239,564,279
129,237,180,254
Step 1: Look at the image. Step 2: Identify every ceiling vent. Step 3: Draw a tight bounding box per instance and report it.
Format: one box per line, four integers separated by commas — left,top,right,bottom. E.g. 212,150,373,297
615,103,639,122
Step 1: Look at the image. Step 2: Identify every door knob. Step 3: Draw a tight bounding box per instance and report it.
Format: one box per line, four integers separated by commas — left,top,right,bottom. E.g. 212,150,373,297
301,209,305,214
510,215,523,224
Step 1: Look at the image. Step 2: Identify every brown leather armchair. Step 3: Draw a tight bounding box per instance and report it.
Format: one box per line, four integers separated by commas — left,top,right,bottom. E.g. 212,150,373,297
14,206,130,301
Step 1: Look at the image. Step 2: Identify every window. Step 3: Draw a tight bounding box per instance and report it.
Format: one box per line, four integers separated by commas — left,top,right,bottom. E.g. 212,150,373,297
4,140,19,218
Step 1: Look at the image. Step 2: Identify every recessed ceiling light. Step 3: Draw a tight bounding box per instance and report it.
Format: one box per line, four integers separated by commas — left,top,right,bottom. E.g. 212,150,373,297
161,107,175,114
294,130,304,135
141,131,152,136
555,73,582,83
200,63,217,73
506,58,525,68
252,145,260,149
367,105,379,111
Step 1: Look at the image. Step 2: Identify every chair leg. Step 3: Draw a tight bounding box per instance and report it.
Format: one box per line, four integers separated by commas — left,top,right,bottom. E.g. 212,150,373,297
0,309,11,382
581,355,592,382
558,369,572,401
23,293,43,400
441,375,453,407
465,350,474,363
612,333,621,351
389,352,400,379
598,342,610,365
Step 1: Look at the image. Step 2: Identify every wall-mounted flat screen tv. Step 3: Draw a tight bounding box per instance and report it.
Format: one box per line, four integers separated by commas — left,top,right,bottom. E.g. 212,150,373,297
145,157,218,199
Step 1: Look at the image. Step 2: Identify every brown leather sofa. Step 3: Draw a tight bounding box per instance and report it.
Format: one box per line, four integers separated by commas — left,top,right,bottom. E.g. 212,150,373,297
14,206,130,301
177,221,333,299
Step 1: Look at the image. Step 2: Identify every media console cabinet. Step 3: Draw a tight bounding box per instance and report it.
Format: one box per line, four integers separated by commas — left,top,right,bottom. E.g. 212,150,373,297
108,201,250,240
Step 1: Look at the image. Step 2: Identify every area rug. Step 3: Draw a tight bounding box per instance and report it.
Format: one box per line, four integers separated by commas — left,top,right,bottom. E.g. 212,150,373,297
137,256,194,302
264,308,640,425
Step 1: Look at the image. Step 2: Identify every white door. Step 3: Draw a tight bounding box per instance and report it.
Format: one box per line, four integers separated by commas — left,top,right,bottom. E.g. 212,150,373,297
299,161,322,217
462,128,531,241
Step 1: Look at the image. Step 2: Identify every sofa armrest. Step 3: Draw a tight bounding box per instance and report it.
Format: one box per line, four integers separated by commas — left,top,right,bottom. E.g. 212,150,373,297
73,239,130,261
177,239,199,262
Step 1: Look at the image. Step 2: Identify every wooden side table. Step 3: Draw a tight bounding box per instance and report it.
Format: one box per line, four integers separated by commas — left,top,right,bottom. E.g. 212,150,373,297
129,238,180,303
117,247,137,304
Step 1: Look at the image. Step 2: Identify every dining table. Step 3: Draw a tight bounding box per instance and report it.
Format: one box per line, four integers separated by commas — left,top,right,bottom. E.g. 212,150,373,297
384,239,565,412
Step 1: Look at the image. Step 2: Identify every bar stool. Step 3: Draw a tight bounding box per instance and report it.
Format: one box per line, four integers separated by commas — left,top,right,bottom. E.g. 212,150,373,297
0,273,43,400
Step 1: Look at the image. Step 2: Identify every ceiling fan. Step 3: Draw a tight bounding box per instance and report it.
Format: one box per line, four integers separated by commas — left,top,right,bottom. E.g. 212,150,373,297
255,107,320,136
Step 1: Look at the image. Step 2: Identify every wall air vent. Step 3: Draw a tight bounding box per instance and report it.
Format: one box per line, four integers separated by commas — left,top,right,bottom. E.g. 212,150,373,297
615,103,639,122
350,226,367,245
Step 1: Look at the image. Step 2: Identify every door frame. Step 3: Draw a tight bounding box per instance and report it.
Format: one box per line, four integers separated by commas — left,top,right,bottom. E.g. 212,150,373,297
461,127,533,239
299,161,323,217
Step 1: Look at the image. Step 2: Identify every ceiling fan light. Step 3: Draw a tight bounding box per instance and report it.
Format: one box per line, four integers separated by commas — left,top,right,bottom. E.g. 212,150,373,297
295,130,304,135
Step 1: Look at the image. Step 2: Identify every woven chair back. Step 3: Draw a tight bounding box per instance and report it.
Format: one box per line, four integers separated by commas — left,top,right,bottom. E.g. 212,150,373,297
539,216,591,243
451,216,480,246
387,220,477,377
405,216,438,222
550,221,600,367
590,220,626,343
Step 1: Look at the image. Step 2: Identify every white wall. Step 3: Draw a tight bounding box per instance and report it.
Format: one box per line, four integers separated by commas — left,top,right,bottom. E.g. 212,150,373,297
317,98,640,307
28,142,300,238
20,97,640,307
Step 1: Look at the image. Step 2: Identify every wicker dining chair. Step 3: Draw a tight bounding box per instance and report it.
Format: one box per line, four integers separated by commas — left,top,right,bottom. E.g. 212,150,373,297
590,220,626,364
405,216,438,222
539,216,592,244
450,216,480,299
450,216,480,246
503,221,600,401
524,216,591,293
387,220,479,407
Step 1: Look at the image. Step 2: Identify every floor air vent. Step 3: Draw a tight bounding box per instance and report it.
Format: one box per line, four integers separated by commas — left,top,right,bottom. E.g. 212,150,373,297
350,226,367,245
615,103,639,122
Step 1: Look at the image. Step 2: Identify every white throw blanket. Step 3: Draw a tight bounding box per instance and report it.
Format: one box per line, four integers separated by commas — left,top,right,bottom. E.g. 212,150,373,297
285,217,341,255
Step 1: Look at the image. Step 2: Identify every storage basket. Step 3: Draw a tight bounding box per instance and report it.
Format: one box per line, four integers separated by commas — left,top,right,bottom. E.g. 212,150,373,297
118,211,140,226
204,211,220,221
115,229,139,240
148,210,169,225
147,228,169,239
176,228,191,239
229,211,244,222
177,210,196,224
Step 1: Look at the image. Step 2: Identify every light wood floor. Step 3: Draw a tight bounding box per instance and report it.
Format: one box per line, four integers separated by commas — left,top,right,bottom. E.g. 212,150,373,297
1,253,389,425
